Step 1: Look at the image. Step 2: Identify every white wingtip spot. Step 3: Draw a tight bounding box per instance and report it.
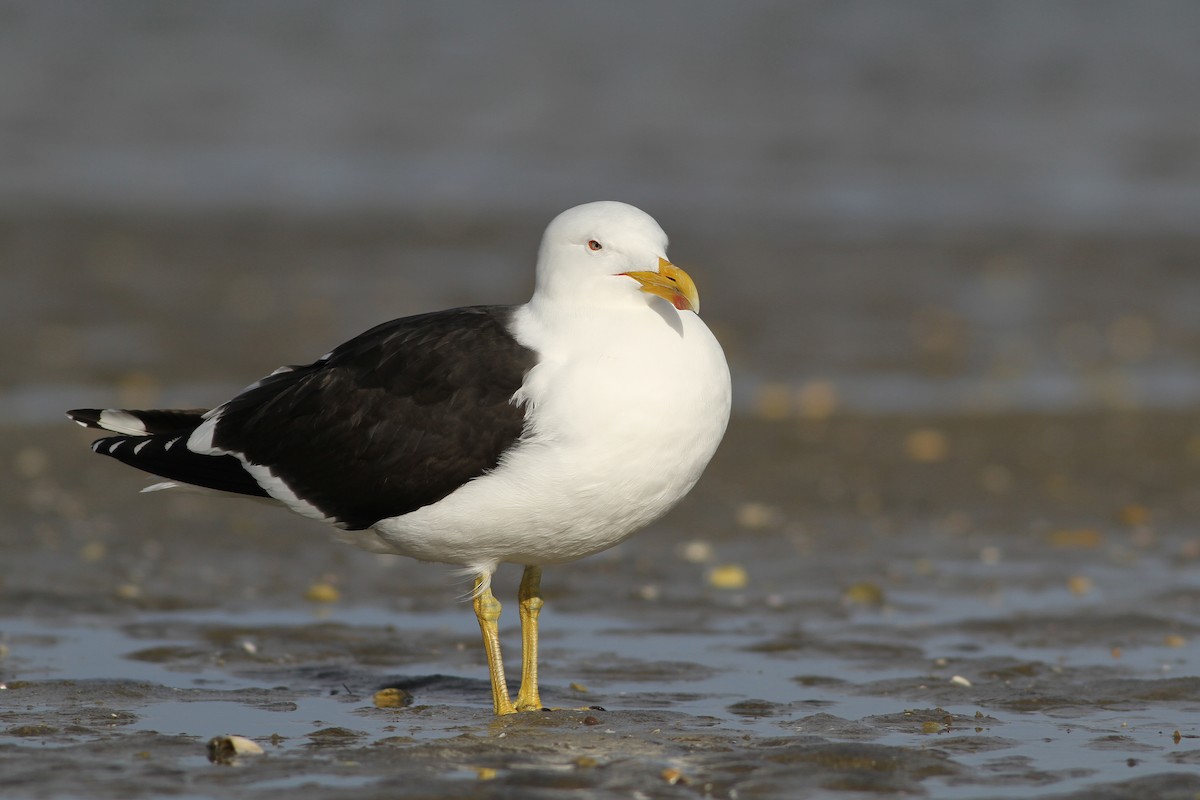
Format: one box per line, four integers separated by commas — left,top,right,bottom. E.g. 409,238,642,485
98,410,148,435
106,439,125,454
132,440,150,455
142,481,179,493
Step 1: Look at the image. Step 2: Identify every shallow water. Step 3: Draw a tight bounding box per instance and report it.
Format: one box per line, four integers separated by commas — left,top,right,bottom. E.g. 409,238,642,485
4,592,1199,799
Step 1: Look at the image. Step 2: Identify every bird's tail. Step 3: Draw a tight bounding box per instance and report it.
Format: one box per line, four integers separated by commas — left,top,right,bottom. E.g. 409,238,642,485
67,407,270,498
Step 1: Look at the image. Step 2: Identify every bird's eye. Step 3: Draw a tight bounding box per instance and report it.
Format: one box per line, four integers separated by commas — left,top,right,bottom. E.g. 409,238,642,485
587,240,603,251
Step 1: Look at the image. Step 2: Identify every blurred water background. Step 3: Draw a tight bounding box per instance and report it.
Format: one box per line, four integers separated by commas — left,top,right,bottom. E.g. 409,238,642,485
4,1,1199,228
4,0,1200,421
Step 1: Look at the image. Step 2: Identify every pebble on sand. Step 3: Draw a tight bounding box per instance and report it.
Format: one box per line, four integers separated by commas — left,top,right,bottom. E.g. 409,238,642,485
207,735,264,764
305,582,340,603
708,564,748,590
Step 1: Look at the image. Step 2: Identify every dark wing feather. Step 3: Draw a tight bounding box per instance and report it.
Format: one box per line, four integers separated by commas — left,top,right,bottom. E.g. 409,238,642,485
68,407,270,497
90,434,271,497
209,305,536,530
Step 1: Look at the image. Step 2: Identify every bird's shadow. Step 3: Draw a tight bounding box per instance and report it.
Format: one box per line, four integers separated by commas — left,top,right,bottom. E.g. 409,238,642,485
644,297,685,336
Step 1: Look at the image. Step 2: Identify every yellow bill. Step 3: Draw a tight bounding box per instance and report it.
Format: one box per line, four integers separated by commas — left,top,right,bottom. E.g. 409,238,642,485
622,258,700,314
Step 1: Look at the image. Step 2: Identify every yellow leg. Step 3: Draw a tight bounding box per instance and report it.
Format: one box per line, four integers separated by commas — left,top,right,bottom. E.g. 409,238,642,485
515,565,544,712
473,575,516,715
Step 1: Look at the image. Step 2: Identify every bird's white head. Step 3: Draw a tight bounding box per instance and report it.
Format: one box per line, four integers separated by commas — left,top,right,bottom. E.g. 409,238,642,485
533,201,700,314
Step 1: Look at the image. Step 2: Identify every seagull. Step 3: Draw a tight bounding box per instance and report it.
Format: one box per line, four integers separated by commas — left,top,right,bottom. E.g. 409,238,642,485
68,201,731,715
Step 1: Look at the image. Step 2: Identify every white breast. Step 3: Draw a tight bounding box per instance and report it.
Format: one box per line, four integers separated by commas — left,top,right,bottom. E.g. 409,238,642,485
370,298,731,574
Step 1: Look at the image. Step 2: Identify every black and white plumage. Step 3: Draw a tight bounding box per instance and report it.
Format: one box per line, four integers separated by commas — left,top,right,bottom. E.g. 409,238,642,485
70,201,731,714
80,308,537,531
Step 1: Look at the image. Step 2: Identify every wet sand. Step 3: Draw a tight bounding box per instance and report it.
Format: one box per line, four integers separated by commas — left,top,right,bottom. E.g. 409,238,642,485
6,388,1200,797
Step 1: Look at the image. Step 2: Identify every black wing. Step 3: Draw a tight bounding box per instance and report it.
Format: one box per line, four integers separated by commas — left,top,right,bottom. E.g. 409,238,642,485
68,407,272,498
91,432,273,498
207,305,536,530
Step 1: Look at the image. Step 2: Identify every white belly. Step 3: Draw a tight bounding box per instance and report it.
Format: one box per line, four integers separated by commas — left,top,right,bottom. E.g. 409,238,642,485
369,303,731,572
